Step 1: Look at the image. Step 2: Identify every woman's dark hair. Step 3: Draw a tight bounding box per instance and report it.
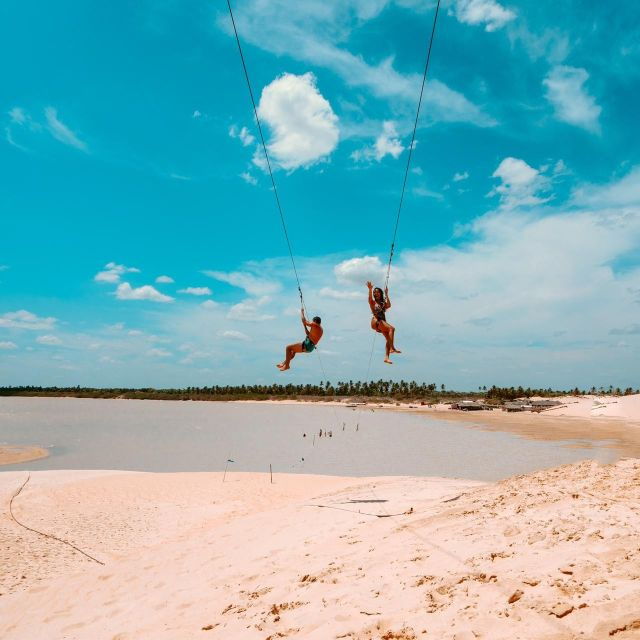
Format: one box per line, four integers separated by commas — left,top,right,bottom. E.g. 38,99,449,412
373,287,384,303
313,316,321,324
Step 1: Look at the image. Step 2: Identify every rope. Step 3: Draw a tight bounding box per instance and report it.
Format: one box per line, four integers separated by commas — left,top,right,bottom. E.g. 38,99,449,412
356,0,441,402
9,473,105,565
226,0,305,310
384,0,441,291
227,0,343,437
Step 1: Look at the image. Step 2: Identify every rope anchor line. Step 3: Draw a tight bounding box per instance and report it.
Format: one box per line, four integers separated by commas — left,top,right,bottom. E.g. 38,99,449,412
9,473,105,565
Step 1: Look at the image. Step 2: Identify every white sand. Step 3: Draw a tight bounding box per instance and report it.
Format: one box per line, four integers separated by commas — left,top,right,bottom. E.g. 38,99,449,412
2,460,640,639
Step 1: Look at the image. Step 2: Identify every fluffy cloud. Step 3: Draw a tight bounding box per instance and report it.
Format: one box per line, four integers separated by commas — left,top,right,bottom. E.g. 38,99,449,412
36,334,62,345
201,300,219,310
453,171,469,182
0,310,56,330
178,287,212,296
155,275,174,283
95,262,140,284
9,107,27,124
222,2,495,127
334,256,386,285
543,66,602,133
0,341,18,349
488,157,550,209
352,120,404,163
203,270,281,296
218,329,251,341
227,296,275,322
115,283,174,303
572,166,640,208
147,348,172,357
451,0,516,32
318,287,361,300
229,124,255,147
254,72,339,171
240,171,258,186
44,107,88,151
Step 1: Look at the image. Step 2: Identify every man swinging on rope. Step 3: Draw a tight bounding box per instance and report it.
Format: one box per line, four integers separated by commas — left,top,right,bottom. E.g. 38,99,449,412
367,281,401,364
277,308,323,371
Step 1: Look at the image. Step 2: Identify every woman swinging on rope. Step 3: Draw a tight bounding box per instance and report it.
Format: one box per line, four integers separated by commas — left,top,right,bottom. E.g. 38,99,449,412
367,281,401,364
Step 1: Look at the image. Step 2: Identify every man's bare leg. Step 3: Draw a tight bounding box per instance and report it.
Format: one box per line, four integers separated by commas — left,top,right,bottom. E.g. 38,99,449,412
278,343,303,371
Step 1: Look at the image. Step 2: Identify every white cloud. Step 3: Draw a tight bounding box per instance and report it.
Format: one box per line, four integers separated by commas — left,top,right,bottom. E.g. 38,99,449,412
94,262,140,284
453,171,469,182
452,0,516,32
192,110,202,119
222,3,495,127
9,107,27,124
155,275,174,283
0,310,56,330
170,173,191,181
115,283,174,303
227,296,275,322
201,300,219,310
203,270,281,296
488,157,550,209
36,334,62,345
147,348,172,357
572,166,640,208
240,171,258,186
334,256,386,285
44,107,88,151
229,124,255,147
543,66,601,133
178,287,212,296
218,329,251,341
351,120,404,163
413,185,443,199
0,341,17,350
318,286,361,300
254,72,339,171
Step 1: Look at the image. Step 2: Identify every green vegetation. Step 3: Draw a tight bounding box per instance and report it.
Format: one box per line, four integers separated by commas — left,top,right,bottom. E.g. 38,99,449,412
0,382,636,403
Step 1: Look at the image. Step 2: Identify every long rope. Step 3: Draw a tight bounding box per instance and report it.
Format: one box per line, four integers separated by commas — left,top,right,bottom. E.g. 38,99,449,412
384,0,441,291
226,0,305,309
361,0,441,387
9,473,105,565
226,0,342,439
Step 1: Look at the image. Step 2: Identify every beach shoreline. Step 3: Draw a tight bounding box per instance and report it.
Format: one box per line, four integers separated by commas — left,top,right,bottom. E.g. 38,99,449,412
0,445,49,467
236,394,640,457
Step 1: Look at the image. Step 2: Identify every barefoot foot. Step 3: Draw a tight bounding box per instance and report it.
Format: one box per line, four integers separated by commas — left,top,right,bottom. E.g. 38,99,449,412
391,348,402,354
279,364,290,371
384,358,393,365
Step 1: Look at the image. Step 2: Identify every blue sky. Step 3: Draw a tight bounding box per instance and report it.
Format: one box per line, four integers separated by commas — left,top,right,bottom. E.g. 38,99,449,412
1,0,639,389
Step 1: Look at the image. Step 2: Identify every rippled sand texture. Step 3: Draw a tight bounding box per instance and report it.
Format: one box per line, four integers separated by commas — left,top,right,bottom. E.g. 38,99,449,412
2,459,640,639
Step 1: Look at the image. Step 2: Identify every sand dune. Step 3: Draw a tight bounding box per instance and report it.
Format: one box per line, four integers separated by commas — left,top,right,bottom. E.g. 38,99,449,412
2,460,640,639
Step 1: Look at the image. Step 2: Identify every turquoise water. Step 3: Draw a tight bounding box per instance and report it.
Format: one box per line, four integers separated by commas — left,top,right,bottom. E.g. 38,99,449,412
0,397,618,481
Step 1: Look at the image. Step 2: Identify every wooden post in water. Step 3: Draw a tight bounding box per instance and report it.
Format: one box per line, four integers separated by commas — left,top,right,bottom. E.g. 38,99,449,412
270,464,273,484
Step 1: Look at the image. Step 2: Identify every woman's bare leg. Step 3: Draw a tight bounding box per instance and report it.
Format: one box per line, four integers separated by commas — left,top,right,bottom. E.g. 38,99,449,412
382,328,393,364
389,326,401,353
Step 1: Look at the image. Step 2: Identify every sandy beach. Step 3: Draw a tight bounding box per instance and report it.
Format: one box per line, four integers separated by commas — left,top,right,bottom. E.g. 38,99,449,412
0,445,49,467
2,458,640,639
